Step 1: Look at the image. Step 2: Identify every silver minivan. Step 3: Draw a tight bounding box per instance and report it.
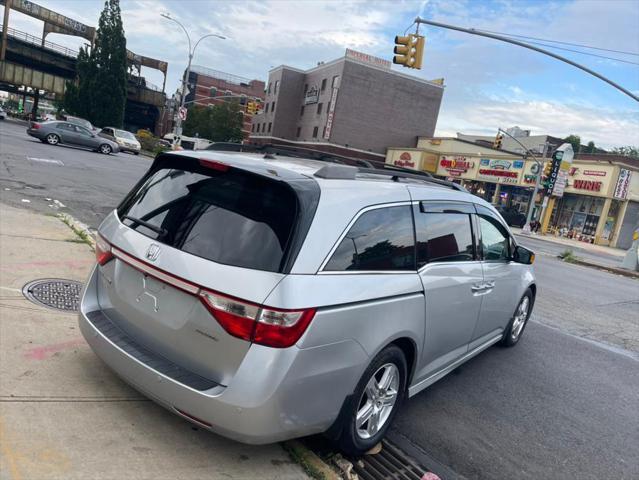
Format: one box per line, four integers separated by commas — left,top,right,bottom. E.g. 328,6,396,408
79,149,536,455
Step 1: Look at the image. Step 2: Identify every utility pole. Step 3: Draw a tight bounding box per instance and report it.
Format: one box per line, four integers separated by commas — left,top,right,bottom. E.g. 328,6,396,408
160,13,225,147
497,128,545,234
413,17,639,103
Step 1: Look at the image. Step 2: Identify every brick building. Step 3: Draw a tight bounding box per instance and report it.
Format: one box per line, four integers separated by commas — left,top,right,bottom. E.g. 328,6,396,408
184,65,265,140
249,49,444,160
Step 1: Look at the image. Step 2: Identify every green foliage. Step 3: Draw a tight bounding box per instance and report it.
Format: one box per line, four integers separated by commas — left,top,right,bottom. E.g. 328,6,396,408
563,135,581,153
611,146,639,158
559,249,578,263
62,0,127,127
583,141,596,154
183,101,244,143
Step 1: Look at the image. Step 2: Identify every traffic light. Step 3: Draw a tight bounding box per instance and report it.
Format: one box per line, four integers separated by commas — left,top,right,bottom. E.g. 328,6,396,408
393,34,425,69
247,101,257,115
542,161,554,189
493,134,503,149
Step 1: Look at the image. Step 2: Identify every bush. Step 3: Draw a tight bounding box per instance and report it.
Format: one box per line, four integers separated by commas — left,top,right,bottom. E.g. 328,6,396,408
558,249,578,263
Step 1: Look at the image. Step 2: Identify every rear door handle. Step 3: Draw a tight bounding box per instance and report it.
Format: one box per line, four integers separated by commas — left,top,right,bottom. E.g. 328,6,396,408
471,283,486,293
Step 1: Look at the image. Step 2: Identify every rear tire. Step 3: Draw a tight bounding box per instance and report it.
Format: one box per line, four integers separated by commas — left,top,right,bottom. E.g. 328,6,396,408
46,133,60,145
332,345,407,456
99,144,112,155
501,289,533,347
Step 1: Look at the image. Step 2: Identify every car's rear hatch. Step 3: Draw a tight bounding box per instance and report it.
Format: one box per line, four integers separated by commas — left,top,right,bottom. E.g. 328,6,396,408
93,152,319,386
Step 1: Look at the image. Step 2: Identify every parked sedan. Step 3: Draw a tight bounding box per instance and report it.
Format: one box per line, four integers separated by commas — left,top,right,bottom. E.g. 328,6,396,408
98,127,141,154
27,121,119,154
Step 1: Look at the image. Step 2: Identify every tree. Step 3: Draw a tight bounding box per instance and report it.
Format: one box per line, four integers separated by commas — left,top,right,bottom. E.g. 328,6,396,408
563,134,581,153
62,0,127,127
183,101,244,142
611,146,639,158
583,141,596,154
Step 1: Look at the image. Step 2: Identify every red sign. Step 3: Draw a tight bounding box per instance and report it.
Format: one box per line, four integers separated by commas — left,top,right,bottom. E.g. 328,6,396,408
394,152,415,168
440,158,473,170
573,179,602,191
583,170,606,177
478,169,518,178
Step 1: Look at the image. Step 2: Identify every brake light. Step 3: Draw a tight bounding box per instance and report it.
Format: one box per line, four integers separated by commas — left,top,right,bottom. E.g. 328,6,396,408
199,289,316,348
95,234,114,265
199,159,229,172
31,123,41,129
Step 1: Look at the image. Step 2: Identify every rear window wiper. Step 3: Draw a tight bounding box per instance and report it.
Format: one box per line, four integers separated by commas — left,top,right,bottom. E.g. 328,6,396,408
122,215,167,236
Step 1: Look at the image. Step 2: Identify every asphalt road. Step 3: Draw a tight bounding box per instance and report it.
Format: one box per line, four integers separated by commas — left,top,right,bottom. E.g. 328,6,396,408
2,118,638,479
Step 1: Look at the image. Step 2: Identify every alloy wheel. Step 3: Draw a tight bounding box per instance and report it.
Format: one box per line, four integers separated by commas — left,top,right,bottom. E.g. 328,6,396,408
100,144,112,154
46,134,59,145
511,296,530,341
355,363,400,439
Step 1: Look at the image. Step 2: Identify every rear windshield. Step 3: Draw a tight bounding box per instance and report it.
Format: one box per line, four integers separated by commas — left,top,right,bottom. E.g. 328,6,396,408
117,162,300,272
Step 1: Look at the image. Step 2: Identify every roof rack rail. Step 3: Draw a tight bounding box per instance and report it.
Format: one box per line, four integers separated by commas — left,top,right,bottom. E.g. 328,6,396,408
205,142,466,192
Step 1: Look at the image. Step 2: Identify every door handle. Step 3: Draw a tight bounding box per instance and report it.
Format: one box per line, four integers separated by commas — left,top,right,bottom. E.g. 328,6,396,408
484,281,495,289
471,283,486,292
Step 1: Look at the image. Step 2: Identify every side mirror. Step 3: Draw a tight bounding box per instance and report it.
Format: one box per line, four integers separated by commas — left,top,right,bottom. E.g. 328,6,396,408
513,245,535,265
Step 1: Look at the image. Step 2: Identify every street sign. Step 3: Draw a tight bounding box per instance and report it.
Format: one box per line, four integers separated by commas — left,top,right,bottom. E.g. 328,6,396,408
178,107,187,121
546,143,573,197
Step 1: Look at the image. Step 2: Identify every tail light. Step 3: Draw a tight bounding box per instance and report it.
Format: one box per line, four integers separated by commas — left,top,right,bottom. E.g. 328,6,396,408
95,234,114,265
31,123,41,129
199,289,316,348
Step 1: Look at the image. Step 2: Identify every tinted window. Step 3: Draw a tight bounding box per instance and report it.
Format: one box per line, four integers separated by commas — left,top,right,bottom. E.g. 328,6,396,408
415,211,474,266
76,126,93,136
56,123,75,131
118,164,300,272
324,206,415,271
479,215,510,261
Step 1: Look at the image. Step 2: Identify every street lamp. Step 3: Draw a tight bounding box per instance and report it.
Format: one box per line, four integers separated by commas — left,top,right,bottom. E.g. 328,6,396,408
160,13,225,146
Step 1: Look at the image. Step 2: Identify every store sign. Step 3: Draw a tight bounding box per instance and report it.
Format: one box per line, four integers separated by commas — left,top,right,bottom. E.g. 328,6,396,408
477,158,520,184
583,170,607,177
573,180,603,192
613,169,632,199
345,49,392,70
546,143,573,198
523,174,537,184
323,88,339,140
440,156,474,176
304,86,320,105
394,152,416,168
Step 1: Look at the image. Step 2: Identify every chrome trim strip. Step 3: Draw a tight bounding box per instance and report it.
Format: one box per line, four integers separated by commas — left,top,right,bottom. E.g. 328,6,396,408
408,333,503,397
418,260,482,274
317,201,414,273
112,247,201,295
317,270,416,275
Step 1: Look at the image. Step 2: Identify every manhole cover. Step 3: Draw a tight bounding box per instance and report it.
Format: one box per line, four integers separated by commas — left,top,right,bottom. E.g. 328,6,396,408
23,279,84,312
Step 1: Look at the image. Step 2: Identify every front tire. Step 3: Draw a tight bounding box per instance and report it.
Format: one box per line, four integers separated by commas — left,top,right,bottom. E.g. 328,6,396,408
334,345,407,455
99,144,112,154
46,133,60,145
501,289,533,347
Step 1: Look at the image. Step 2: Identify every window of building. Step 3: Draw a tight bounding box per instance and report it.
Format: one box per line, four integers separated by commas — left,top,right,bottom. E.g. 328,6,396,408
225,89,232,97
321,78,327,92
274,80,280,94
268,122,272,133
271,101,275,112
414,211,474,267
303,84,308,94
322,126,326,138
267,82,271,94
323,206,415,271
265,103,269,113
240,94,247,105
209,87,217,97
296,126,301,138
479,215,510,261
252,124,255,132
317,103,323,115
312,126,318,138
300,105,305,116
256,123,260,133
262,123,267,133
332,75,340,88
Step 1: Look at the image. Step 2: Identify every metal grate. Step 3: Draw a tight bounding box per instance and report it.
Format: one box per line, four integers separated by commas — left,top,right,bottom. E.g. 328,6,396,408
23,279,83,312
349,440,429,480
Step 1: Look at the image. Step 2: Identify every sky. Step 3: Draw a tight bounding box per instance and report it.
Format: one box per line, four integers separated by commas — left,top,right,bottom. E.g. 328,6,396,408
2,0,638,149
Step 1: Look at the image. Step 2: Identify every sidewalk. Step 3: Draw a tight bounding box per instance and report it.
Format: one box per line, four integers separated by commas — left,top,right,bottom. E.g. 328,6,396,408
511,227,625,258
0,203,307,480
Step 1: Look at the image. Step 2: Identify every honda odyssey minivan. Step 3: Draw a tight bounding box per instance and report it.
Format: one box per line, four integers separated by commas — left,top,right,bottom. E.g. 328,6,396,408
79,148,536,454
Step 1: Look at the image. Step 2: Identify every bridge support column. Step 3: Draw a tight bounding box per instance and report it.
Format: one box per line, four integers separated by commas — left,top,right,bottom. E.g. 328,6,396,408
1,0,11,61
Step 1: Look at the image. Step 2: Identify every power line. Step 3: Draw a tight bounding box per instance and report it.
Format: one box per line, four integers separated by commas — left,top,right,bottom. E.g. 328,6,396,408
521,40,639,66
476,29,639,57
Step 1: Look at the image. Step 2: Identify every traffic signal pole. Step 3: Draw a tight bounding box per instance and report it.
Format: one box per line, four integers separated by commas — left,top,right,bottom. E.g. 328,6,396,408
413,17,639,103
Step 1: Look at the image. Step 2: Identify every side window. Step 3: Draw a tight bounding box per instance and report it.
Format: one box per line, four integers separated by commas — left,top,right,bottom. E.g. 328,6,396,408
414,209,474,267
57,123,73,131
76,126,93,136
324,206,415,271
479,215,510,261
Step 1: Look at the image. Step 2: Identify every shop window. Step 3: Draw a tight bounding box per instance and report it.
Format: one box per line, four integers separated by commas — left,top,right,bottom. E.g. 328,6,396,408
321,78,327,91
324,206,415,271
317,103,323,115
312,126,318,138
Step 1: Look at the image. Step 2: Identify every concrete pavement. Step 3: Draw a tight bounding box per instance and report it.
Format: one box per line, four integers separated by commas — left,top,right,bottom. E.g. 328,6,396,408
0,203,307,480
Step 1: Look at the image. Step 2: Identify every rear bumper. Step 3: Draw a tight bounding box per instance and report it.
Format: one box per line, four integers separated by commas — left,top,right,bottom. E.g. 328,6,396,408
79,266,367,444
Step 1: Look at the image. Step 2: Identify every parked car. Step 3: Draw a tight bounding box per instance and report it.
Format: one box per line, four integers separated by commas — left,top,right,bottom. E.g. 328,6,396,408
27,121,119,154
79,149,536,455
496,206,527,228
99,127,141,155
0,106,7,120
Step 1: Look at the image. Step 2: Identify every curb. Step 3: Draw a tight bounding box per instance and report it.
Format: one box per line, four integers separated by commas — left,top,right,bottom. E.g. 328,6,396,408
57,213,96,250
567,258,639,279
283,441,341,480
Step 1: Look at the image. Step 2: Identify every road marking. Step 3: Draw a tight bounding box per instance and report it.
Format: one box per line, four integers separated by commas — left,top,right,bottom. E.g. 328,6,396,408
0,417,23,480
27,157,64,166
53,199,66,208
0,286,22,293
20,199,30,203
